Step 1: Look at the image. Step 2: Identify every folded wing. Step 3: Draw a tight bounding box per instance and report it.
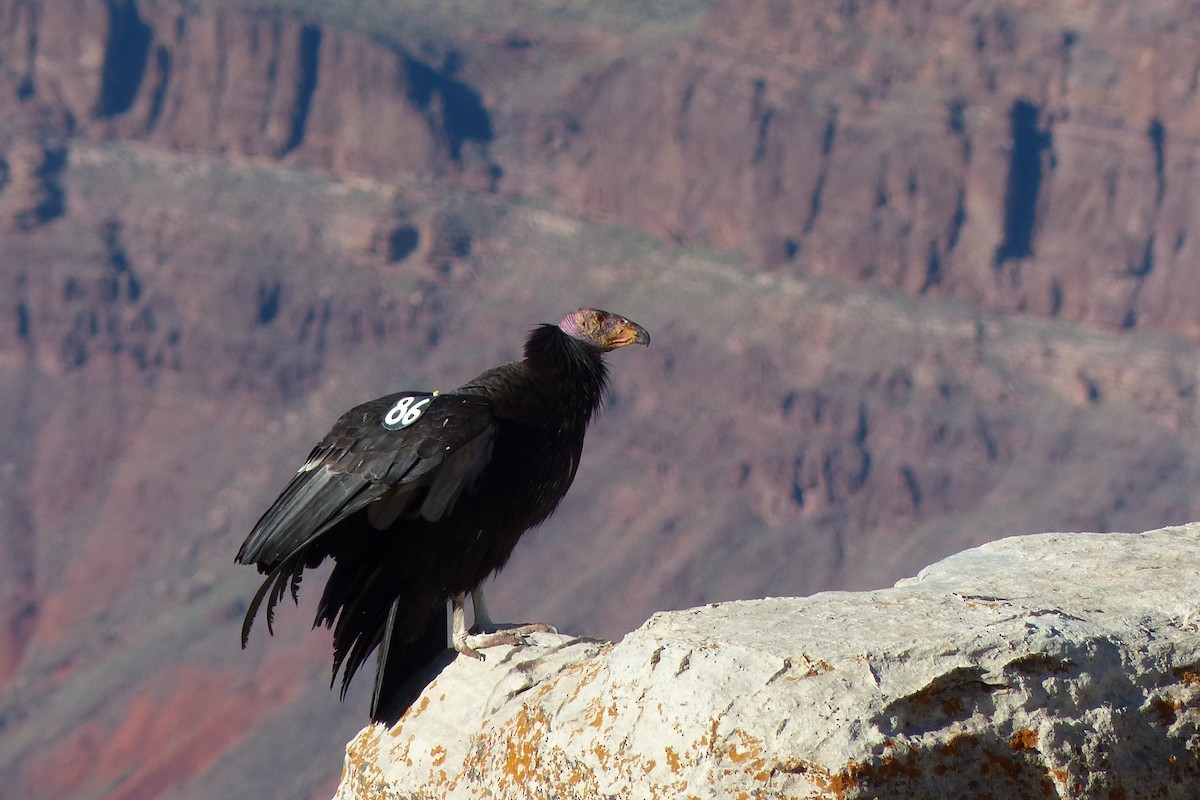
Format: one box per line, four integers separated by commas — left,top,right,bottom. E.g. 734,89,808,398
236,391,495,646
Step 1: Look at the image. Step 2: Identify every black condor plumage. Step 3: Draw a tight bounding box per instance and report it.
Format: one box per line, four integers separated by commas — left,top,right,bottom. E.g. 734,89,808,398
236,308,649,722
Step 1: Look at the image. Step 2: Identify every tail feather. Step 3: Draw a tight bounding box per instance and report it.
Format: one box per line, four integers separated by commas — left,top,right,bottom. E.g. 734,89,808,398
241,552,307,647
243,514,450,722
310,532,450,722
370,600,449,724
326,560,398,689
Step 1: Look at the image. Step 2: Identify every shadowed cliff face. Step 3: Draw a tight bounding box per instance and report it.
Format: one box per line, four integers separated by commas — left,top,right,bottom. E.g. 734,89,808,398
7,0,1199,329
0,0,500,185
4,1,1200,799
513,0,1200,334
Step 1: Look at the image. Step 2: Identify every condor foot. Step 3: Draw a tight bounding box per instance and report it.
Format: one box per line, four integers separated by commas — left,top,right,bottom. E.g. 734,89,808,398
453,621,559,661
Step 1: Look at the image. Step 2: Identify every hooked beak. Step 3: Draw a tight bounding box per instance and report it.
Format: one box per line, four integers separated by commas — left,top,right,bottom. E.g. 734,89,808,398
606,317,650,349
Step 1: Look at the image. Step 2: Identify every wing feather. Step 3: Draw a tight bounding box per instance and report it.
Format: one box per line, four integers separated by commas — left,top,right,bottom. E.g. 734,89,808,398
237,392,493,566
237,391,495,644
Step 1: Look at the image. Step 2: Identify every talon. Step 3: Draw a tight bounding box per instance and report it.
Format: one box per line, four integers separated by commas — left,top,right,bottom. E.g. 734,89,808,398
453,638,486,660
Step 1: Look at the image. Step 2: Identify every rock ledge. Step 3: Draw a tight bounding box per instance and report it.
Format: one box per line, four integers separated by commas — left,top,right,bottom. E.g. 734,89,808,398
335,525,1200,799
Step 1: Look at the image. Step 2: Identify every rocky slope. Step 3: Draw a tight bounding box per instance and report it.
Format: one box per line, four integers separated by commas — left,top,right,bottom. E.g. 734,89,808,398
4,1,1200,799
337,524,1200,799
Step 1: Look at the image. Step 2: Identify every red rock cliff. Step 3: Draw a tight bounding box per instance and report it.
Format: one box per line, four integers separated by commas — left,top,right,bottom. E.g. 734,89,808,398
9,1,1200,333
517,0,1200,332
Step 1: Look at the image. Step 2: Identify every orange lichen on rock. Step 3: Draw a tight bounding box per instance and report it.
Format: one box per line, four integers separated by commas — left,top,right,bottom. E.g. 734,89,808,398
1151,696,1181,726
499,706,552,784
1009,728,1039,751
1175,667,1200,687
665,745,682,773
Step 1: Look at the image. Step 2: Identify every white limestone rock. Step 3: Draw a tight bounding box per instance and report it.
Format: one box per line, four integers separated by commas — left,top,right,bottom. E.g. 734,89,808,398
335,525,1200,799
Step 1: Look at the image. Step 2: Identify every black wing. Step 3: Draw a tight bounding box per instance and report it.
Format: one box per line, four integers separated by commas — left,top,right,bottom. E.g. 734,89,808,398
236,391,495,644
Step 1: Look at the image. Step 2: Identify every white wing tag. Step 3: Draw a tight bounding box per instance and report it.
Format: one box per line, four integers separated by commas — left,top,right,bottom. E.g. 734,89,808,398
382,394,432,430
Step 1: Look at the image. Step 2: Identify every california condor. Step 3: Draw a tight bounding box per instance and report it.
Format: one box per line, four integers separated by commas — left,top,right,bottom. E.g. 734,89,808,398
236,307,649,722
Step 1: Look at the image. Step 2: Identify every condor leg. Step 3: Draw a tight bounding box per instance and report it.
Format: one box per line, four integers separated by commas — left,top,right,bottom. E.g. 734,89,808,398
449,589,557,660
